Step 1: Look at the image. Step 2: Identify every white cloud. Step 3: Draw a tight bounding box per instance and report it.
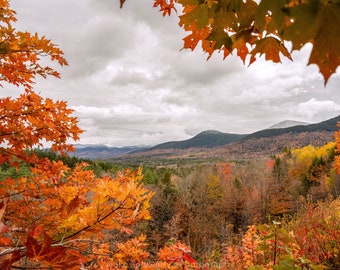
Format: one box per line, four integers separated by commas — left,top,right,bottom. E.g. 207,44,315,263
3,0,340,147
295,98,340,120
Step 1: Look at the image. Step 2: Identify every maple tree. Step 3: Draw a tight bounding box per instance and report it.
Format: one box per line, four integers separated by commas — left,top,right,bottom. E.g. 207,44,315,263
0,90,81,166
1,0,340,268
0,0,67,90
0,1,155,268
121,0,340,84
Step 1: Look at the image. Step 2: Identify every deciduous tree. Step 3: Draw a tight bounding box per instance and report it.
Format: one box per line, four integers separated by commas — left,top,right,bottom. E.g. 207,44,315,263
0,1,154,268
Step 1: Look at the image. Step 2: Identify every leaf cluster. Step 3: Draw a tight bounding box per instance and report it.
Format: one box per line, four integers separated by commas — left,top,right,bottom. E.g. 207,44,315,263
0,0,67,90
122,0,340,84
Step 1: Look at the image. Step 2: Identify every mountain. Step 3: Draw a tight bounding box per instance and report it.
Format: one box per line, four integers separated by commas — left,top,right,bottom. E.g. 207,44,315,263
113,115,340,161
244,115,339,140
70,144,148,159
210,115,340,159
72,115,340,161
267,120,309,129
148,130,245,150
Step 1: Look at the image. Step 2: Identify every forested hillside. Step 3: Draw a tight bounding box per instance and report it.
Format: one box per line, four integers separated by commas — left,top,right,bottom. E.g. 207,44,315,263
1,0,340,269
3,141,339,269
149,130,245,150
112,116,338,162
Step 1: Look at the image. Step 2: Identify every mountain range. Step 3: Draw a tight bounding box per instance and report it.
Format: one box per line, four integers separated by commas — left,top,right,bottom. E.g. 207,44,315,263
72,116,340,160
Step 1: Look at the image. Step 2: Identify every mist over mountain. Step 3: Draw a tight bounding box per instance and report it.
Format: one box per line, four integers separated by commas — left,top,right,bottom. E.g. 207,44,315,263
70,145,148,159
267,120,310,129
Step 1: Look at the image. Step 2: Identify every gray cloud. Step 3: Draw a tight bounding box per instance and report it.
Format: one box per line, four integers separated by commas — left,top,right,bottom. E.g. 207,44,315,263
4,0,340,146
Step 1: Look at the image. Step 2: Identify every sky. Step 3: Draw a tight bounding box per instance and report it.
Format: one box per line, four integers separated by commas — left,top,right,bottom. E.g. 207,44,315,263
5,0,340,147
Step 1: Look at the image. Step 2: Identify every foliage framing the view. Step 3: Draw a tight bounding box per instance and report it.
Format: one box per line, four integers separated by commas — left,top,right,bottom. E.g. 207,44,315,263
0,1,154,268
122,0,340,84
0,0,339,268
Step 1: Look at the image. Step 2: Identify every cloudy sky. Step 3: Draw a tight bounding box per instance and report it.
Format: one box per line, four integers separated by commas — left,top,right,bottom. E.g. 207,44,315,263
6,0,340,147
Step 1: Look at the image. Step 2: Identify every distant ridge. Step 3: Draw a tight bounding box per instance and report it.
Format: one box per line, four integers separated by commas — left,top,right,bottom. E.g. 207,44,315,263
267,120,309,129
244,115,340,140
71,145,148,159
113,115,340,161
73,115,340,160
148,130,246,150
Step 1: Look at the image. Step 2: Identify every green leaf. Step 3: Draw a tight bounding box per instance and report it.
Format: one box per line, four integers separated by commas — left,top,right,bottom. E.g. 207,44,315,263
277,228,295,244
177,0,199,7
284,1,340,83
255,0,286,33
212,7,239,31
237,0,258,30
310,264,329,270
215,0,243,13
227,0,242,12
179,4,210,29
308,3,340,84
272,257,297,270
208,29,232,51
282,1,320,50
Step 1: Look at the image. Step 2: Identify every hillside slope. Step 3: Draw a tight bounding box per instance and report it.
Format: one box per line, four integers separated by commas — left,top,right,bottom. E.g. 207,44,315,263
115,116,340,161
245,115,339,140
149,130,245,150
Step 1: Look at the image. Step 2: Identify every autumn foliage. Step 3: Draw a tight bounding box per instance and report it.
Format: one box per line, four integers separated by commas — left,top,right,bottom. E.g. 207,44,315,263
0,90,81,166
0,0,67,90
0,1,154,268
1,0,340,269
137,0,340,84
219,198,340,270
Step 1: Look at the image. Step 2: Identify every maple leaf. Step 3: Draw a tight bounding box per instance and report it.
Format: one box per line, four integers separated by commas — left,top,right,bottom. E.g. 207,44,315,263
63,196,80,217
0,201,11,234
236,0,258,30
255,0,286,34
230,28,257,64
283,1,340,84
308,3,340,84
183,252,196,264
207,29,232,51
282,2,320,51
153,0,177,16
0,250,22,270
179,4,209,29
25,233,56,260
182,26,211,51
0,90,82,166
250,36,292,64
120,0,126,8
0,200,6,221
25,233,80,268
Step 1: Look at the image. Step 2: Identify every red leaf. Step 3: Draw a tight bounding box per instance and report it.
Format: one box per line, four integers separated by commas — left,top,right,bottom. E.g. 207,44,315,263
183,252,197,264
24,233,80,268
0,250,22,270
25,233,51,260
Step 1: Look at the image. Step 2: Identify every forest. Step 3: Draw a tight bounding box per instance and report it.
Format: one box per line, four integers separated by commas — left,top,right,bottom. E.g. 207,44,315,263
1,141,340,269
1,0,340,269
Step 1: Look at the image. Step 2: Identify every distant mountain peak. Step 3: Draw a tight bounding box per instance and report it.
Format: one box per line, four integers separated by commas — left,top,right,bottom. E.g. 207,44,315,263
267,120,310,129
198,130,223,135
